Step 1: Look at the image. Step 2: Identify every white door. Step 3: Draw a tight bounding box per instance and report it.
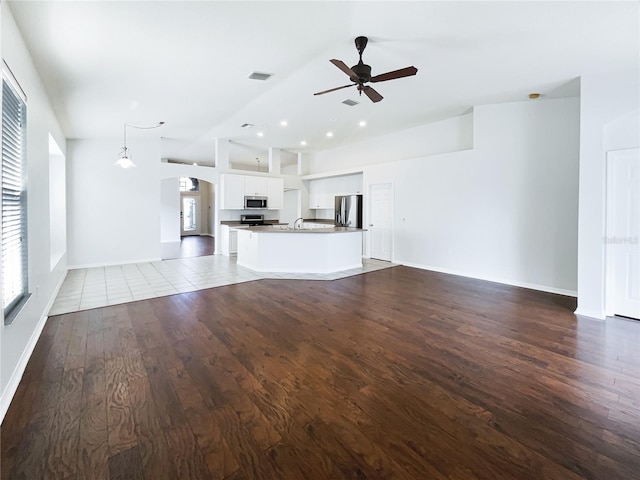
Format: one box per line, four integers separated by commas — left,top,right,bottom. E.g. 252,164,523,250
180,194,201,236
607,148,640,320
369,183,393,261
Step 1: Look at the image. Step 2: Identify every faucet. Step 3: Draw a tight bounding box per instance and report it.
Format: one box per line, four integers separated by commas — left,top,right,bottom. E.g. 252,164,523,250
293,217,304,230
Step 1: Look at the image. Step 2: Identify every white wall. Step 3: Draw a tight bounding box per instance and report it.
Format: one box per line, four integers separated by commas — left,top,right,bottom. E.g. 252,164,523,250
1,4,68,420
160,177,180,259
67,138,162,267
351,98,579,295
576,71,640,319
49,135,66,270
310,113,473,174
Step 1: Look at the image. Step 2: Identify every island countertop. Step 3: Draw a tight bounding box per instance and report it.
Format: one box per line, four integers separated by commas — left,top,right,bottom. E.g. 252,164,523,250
235,227,364,273
234,226,365,234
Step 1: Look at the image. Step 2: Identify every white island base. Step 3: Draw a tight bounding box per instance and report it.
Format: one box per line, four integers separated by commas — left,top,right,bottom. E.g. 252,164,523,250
236,228,363,274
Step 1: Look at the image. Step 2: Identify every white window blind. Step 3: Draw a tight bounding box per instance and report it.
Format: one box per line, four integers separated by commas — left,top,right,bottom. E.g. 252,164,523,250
2,77,28,322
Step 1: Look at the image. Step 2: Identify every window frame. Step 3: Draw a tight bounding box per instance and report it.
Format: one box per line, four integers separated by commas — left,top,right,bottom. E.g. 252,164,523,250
2,61,29,325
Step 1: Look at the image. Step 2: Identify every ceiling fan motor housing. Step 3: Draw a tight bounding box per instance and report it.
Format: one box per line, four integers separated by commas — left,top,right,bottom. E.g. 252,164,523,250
350,63,372,83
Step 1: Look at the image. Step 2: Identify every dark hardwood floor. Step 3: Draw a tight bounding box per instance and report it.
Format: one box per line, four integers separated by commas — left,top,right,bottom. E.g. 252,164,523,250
179,235,214,258
2,266,639,479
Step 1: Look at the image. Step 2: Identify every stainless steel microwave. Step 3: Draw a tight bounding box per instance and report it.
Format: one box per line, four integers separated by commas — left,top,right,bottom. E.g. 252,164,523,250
244,196,268,209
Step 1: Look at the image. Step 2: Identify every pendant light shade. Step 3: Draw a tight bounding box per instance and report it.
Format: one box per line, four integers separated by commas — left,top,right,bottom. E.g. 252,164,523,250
114,121,164,168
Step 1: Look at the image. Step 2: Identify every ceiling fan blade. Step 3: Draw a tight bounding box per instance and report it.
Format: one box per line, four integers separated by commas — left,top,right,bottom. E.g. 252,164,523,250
313,84,356,96
362,86,383,103
330,59,358,79
370,66,418,83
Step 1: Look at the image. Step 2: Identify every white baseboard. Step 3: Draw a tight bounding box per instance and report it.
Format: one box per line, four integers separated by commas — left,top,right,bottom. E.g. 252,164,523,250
0,269,68,423
573,307,606,320
399,260,578,297
68,257,162,270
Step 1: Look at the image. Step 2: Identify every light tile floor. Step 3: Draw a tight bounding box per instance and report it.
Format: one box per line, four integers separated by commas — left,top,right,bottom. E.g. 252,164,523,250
50,256,396,315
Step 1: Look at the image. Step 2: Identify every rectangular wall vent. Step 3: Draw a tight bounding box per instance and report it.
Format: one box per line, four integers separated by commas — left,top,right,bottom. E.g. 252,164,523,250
248,72,273,81
342,99,359,106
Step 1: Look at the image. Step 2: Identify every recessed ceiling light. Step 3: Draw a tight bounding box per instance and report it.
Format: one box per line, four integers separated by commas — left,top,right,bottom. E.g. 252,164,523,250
280,120,288,126
257,132,264,137
528,93,541,99
326,132,333,138
359,121,367,127
300,140,307,146
193,162,198,166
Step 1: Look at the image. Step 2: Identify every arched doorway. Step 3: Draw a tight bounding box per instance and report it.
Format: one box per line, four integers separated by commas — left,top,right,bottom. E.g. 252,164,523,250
161,176,215,259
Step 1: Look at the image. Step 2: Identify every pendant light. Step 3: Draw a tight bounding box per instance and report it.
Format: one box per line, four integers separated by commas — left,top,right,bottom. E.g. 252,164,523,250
114,121,165,168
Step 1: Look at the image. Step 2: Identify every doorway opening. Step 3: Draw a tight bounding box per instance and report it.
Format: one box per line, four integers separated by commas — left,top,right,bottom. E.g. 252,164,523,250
161,176,215,259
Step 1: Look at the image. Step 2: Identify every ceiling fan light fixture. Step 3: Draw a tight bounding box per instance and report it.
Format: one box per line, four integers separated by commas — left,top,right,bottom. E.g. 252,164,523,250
114,153,136,169
114,121,164,169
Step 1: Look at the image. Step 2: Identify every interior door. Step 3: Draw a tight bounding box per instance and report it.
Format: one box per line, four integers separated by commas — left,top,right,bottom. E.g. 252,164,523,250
607,148,640,319
180,193,201,236
369,183,392,261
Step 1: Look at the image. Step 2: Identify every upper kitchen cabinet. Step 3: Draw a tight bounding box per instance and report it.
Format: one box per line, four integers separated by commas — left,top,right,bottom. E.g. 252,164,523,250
245,176,267,197
219,174,283,209
220,174,245,209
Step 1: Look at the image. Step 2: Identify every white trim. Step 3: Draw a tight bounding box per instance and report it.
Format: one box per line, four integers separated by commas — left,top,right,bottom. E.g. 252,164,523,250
399,260,578,297
300,168,364,181
2,60,27,103
0,269,68,423
68,257,162,270
573,308,606,321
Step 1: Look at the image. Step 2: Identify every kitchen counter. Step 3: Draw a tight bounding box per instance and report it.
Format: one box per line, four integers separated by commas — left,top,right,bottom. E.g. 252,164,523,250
239,226,363,234
236,227,363,273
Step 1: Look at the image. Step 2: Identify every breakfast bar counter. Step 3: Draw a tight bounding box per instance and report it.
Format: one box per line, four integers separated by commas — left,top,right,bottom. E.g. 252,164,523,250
235,226,364,273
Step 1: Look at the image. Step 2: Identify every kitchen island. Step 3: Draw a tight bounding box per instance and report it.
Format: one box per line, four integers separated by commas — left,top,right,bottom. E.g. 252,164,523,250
235,226,364,273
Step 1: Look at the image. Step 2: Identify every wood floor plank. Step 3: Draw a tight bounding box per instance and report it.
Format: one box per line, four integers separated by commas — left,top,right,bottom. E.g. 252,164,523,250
45,367,84,478
107,445,144,480
3,266,640,480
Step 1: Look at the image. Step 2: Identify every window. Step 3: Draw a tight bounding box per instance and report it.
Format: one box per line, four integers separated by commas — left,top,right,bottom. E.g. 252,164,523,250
179,177,199,192
2,69,28,324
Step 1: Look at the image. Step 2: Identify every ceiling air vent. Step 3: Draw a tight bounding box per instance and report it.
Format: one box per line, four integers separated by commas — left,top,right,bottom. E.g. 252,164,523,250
248,71,273,81
342,99,359,107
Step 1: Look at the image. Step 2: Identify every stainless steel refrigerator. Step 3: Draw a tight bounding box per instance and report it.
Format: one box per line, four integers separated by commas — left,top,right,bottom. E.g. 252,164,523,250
335,194,363,228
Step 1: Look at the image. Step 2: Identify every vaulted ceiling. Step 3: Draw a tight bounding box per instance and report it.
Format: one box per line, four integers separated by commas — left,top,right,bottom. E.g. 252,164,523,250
7,1,639,167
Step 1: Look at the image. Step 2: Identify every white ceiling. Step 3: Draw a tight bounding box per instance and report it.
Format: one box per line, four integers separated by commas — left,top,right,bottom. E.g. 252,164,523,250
7,1,639,167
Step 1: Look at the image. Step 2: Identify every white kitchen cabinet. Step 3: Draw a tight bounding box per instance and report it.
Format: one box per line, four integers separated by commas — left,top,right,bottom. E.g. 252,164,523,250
220,174,283,210
229,230,238,254
220,225,240,255
219,174,245,209
302,222,335,229
267,177,284,209
244,176,268,196
309,193,333,209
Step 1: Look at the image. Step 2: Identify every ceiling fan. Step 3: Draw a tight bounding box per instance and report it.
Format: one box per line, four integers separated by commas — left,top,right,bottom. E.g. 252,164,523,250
314,36,418,103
